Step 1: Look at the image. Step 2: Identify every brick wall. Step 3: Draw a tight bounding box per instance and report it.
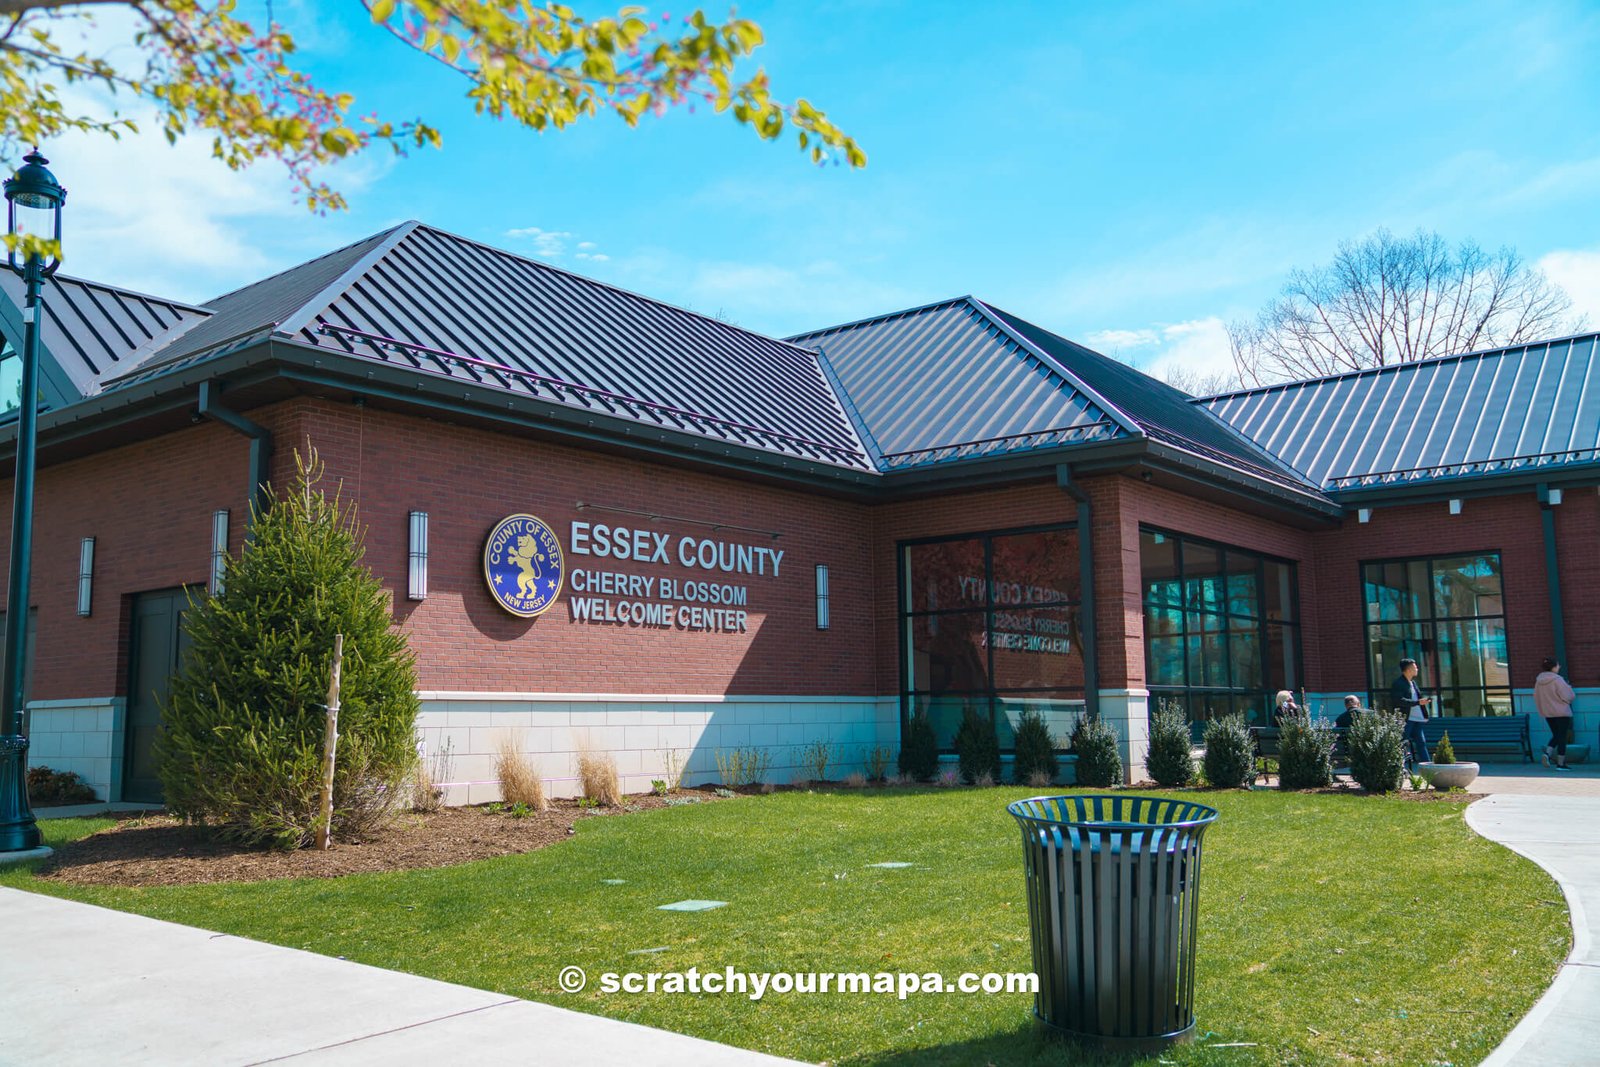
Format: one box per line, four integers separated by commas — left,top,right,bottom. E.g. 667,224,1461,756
274,399,880,697
1303,493,1561,693
0,419,255,701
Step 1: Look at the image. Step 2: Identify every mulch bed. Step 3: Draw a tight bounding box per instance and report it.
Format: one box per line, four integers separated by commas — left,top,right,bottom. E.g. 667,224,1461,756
39,790,730,889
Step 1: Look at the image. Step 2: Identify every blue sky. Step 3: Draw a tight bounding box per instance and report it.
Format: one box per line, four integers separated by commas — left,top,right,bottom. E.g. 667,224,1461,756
42,0,1600,383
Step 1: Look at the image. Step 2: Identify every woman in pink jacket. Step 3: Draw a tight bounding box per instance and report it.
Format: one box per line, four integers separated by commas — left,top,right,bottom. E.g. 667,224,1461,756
1534,657,1577,770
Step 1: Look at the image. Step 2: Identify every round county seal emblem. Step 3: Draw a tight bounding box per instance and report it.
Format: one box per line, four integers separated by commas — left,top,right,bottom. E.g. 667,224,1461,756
483,514,565,618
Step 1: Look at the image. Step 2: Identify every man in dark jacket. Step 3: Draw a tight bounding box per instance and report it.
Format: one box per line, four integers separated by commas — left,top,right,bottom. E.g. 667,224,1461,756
1390,658,1431,769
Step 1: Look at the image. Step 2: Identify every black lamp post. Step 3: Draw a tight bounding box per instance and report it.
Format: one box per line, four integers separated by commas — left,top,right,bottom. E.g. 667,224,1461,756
0,149,66,853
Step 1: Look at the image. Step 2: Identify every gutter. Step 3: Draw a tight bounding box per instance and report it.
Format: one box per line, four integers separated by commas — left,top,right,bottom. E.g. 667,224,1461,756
198,381,272,517
1055,464,1100,722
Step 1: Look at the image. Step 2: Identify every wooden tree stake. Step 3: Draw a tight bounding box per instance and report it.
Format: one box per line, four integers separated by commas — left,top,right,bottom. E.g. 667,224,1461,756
316,633,344,851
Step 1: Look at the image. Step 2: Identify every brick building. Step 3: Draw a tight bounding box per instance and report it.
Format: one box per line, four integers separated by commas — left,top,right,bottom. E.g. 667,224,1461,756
2,222,1594,802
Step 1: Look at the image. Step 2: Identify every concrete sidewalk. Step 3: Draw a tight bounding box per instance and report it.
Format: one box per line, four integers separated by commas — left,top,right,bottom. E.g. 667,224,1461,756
0,887,805,1067
1466,793,1600,1067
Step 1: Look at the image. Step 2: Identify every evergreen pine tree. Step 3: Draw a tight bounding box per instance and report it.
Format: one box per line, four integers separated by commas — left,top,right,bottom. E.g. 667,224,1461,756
157,447,420,848
1011,708,1059,785
953,704,1002,783
898,707,939,781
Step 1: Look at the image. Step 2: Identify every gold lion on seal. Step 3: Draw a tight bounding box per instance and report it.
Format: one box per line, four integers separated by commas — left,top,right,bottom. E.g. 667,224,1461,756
508,532,545,598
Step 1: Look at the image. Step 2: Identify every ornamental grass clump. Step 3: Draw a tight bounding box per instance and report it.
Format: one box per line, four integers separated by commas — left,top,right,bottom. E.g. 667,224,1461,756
156,447,420,850
1201,715,1255,789
1348,711,1407,793
1276,712,1334,790
496,734,547,810
1071,715,1122,788
1010,708,1058,786
577,746,622,806
1145,700,1196,787
953,705,1001,784
898,708,939,782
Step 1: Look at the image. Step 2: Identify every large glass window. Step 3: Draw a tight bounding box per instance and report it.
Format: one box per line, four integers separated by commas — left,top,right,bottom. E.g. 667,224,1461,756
901,526,1084,752
1362,553,1511,717
1140,528,1301,730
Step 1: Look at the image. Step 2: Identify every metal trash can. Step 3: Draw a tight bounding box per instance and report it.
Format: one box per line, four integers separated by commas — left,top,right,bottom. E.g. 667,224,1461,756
1008,794,1218,1050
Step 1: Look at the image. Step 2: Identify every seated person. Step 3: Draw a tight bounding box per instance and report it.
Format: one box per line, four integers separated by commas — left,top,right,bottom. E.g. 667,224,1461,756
1334,694,1369,729
1269,689,1299,727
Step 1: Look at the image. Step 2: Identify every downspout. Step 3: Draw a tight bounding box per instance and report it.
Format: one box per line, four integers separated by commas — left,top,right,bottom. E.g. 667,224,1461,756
1537,483,1568,672
198,381,272,519
1056,464,1100,718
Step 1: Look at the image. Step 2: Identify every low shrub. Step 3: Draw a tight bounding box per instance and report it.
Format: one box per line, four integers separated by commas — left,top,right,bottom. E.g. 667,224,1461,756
1434,731,1458,765
1277,713,1334,790
714,746,772,788
411,736,453,813
496,734,547,810
1201,715,1255,789
954,705,1001,784
1011,708,1059,785
26,766,96,806
797,739,837,784
898,708,939,782
576,747,621,806
1348,711,1406,793
863,745,894,782
659,748,688,792
1145,700,1196,787
1071,715,1123,788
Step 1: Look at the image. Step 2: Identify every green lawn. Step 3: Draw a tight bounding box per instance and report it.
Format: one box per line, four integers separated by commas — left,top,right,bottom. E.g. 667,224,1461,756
3,789,1570,1066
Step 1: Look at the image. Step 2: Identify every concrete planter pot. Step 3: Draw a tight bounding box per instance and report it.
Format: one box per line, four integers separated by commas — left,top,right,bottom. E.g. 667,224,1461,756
1418,761,1479,790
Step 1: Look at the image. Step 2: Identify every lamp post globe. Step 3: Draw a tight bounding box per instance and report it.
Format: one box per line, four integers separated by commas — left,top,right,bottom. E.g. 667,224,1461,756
0,147,66,854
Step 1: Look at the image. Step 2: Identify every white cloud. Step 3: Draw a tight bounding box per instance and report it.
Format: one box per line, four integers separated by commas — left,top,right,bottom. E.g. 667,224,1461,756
1086,328,1159,351
1085,317,1238,393
505,227,575,259
1538,247,1600,328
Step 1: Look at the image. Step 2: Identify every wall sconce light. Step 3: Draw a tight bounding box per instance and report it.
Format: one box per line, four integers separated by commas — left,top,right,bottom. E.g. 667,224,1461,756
76,537,94,617
408,511,429,600
1548,488,1563,506
210,509,229,595
1448,499,1463,516
815,564,830,630
1357,508,1372,524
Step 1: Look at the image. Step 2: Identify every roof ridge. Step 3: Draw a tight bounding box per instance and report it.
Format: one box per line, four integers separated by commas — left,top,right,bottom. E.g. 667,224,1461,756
202,222,413,306
274,220,423,338
786,295,975,342
1196,330,1600,404
810,346,886,468
967,297,1145,440
403,221,826,361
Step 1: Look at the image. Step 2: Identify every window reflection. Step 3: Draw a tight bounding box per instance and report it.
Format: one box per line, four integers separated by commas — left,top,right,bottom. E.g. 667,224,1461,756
901,527,1085,752
1140,528,1301,730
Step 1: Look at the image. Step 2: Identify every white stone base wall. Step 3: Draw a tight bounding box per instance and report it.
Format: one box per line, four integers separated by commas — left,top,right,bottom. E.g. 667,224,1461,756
416,693,902,805
24,698,125,803
1095,688,1149,785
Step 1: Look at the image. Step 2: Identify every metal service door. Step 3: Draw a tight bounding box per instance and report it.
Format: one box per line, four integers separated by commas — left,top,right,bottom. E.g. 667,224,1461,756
123,589,191,803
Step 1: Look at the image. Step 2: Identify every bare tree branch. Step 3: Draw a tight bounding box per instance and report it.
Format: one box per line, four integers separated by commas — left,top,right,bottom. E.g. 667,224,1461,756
1230,228,1585,385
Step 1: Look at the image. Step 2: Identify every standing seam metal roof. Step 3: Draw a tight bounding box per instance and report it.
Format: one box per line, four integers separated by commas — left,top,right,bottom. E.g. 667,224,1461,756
1199,333,1600,489
0,271,210,395
101,221,874,471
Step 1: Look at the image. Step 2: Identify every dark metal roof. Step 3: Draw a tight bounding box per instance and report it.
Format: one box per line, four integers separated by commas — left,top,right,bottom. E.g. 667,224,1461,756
103,222,874,471
116,225,404,377
1199,333,1600,490
0,270,210,395
789,297,1128,469
789,297,1325,504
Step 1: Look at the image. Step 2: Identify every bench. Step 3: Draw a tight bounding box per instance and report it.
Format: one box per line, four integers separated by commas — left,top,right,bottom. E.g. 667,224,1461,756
1419,715,1533,763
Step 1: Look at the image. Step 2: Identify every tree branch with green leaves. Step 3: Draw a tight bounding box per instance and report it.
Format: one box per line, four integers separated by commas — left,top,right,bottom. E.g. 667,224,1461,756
0,0,864,263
